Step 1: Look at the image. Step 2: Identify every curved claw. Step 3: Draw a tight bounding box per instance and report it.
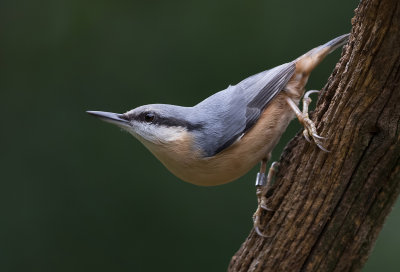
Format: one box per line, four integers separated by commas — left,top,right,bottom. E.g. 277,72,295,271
254,223,266,237
304,90,320,99
254,221,271,238
303,130,312,143
253,202,274,237
316,142,330,152
312,133,326,140
261,203,275,211
270,161,280,170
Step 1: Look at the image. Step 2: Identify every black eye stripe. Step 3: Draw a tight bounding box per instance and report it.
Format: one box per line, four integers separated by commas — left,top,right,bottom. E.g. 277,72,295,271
153,117,203,131
125,112,203,131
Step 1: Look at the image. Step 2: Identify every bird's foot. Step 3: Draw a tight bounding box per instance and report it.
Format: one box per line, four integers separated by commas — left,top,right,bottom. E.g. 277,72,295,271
253,162,279,237
300,114,329,152
300,90,329,152
253,193,274,237
253,205,272,237
286,90,329,152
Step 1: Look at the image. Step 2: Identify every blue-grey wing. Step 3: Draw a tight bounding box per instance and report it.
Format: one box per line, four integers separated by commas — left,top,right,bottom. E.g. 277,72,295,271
242,62,296,133
192,61,295,157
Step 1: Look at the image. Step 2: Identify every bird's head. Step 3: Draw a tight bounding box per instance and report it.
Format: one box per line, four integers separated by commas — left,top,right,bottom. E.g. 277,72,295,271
87,104,202,146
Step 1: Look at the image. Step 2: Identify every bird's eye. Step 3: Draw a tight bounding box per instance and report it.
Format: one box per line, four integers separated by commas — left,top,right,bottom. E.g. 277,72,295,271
144,113,155,123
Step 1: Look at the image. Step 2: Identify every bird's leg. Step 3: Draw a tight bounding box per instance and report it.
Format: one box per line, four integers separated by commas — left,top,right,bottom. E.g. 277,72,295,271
255,158,267,206
285,90,329,152
253,160,280,237
255,161,278,210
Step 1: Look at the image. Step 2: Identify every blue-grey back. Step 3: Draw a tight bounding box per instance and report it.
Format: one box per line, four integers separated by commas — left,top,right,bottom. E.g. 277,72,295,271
189,62,296,157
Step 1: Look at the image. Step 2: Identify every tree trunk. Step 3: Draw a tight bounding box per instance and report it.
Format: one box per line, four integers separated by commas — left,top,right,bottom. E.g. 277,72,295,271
228,0,400,271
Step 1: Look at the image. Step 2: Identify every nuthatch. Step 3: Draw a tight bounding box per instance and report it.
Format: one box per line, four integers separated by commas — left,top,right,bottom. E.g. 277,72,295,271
87,34,349,236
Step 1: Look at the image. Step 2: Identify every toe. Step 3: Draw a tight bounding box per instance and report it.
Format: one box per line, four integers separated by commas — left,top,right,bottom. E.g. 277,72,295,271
303,130,312,142
312,133,325,139
316,142,330,152
261,203,275,211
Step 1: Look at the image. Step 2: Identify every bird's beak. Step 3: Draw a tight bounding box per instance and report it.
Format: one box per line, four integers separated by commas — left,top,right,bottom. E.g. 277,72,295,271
86,111,130,128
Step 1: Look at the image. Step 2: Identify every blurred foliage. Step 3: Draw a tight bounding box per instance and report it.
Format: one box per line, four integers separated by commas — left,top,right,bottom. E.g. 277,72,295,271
0,0,398,271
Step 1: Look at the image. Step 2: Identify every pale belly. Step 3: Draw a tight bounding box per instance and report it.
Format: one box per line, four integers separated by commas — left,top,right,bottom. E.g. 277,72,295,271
144,93,297,186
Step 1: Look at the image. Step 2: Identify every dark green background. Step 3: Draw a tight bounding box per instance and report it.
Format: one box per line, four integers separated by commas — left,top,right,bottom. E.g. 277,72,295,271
1,0,399,271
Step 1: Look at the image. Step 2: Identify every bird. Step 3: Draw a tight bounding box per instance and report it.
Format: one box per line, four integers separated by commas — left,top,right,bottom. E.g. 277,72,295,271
87,33,349,236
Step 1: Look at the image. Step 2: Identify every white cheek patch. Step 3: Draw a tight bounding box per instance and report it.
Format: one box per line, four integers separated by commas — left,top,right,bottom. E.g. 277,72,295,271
125,121,187,143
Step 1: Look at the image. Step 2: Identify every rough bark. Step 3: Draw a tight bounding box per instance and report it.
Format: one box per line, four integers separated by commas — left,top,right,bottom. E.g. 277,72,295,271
229,0,400,271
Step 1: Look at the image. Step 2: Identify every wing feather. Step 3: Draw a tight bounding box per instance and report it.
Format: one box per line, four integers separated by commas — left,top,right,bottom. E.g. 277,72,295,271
193,62,296,157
